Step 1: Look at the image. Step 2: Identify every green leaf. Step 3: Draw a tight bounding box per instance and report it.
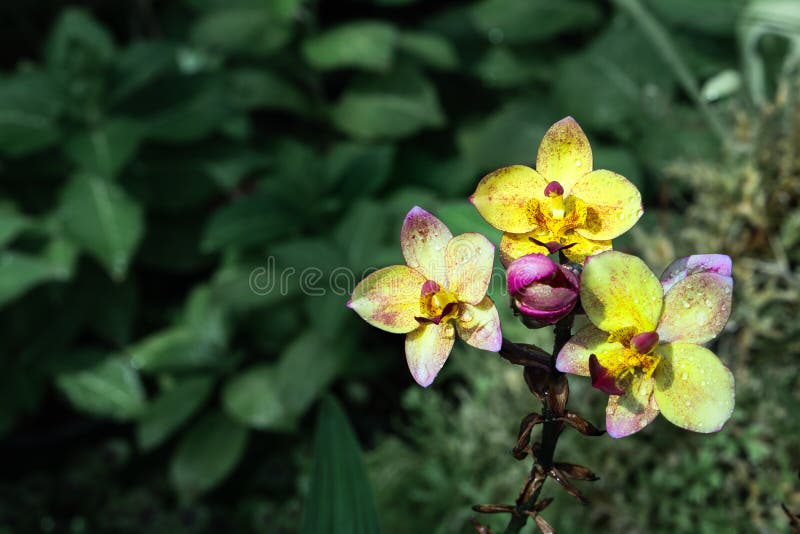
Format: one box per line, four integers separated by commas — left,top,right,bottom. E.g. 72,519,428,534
228,69,309,113
648,0,746,36
457,99,555,171
144,76,230,143
64,119,144,178
301,396,381,534
137,376,215,451
170,411,249,501
473,47,552,88
221,364,285,430
470,0,602,43
222,331,341,431
553,18,676,130
325,142,395,198
332,69,445,140
397,31,458,70
45,8,116,72
334,199,393,273
56,356,146,421
59,173,144,280
0,251,68,307
201,191,291,252
131,285,228,372
303,21,398,72
110,41,177,105
0,202,30,248
131,328,217,372
191,7,292,57
0,71,62,157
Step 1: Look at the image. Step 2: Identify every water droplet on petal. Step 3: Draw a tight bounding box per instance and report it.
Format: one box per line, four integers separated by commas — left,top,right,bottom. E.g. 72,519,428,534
683,301,691,309
681,372,688,380
574,159,582,167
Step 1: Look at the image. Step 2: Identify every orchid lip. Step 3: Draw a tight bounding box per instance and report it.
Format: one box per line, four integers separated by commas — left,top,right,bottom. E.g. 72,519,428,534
589,354,626,396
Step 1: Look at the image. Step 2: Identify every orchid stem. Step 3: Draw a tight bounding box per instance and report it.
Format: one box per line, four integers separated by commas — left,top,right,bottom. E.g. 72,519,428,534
503,313,574,534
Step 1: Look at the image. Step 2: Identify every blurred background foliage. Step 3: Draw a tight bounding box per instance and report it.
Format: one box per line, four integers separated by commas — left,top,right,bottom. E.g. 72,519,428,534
0,0,798,532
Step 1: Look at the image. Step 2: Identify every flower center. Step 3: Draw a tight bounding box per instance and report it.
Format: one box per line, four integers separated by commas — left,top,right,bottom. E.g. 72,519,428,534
418,280,460,325
605,329,661,381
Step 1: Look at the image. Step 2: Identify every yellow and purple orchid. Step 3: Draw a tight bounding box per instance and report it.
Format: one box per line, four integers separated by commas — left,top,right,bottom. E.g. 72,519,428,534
347,206,502,387
469,117,643,265
555,251,735,438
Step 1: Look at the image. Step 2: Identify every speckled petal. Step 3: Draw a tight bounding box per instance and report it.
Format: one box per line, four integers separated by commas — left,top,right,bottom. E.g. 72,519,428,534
456,296,502,352
470,165,546,234
657,272,733,344
580,251,663,333
571,170,643,241
348,265,426,333
556,324,620,377
660,254,733,293
401,206,452,285
559,231,612,263
445,233,495,305
499,231,551,267
535,117,593,193
606,375,659,438
405,321,456,387
653,343,735,433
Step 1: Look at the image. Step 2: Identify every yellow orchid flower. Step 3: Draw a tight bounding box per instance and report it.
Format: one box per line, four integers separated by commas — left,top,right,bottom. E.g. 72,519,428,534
470,116,643,265
556,251,735,438
347,206,502,386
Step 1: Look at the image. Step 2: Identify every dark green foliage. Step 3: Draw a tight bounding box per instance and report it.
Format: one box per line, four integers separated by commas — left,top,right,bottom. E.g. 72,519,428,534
302,396,380,534
0,0,796,532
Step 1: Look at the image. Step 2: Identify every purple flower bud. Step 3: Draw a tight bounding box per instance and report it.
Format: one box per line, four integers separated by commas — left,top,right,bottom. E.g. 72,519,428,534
507,253,579,325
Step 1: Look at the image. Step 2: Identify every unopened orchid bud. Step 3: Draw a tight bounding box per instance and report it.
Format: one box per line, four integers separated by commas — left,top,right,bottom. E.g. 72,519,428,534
507,254,579,326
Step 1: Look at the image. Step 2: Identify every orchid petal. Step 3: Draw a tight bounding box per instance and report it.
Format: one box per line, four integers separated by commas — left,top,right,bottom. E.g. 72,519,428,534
559,231,612,263
556,324,620,377
653,343,735,433
660,254,733,293
571,170,643,241
470,165,546,234
456,296,502,352
606,375,659,438
580,251,663,333
401,206,452,285
445,232,495,305
658,272,733,344
405,321,456,387
535,116,593,193
348,265,426,333
499,231,550,267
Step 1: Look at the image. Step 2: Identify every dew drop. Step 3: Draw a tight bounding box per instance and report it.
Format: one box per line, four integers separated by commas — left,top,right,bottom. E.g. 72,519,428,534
684,399,692,407
681,372,688,380
618,212,626,220
574,159,582,167
683,301,691,309
704,298,712,307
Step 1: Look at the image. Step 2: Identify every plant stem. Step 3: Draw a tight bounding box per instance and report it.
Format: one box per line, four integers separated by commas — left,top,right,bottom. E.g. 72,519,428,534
503,313,574,534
